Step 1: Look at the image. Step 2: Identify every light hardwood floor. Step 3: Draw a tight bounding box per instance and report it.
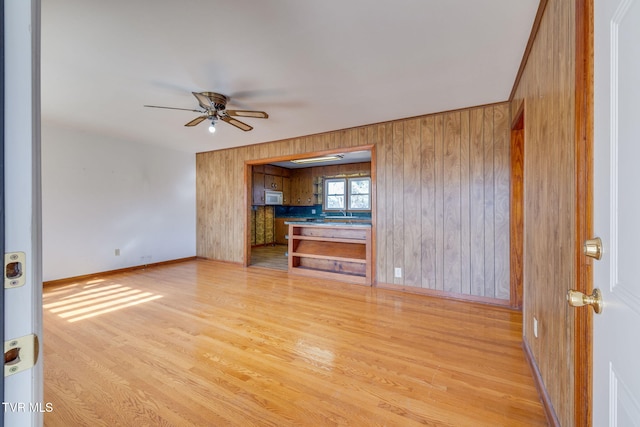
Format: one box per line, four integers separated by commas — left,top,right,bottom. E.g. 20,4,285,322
250,244,288,271
43,259,546,426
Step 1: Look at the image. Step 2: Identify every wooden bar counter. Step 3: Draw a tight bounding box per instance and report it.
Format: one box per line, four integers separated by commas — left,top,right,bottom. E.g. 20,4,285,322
286,221,372,285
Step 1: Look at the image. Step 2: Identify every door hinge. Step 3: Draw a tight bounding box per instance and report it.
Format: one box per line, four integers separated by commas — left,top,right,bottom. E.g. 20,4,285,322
5,251,26,288
4,334,39,377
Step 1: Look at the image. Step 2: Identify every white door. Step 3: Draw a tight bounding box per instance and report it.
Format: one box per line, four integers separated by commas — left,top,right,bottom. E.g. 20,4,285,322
3,1,44,426
593,0,640,425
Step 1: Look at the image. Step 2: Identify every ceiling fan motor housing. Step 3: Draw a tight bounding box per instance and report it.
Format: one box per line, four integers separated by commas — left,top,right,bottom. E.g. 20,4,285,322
201,92,229,111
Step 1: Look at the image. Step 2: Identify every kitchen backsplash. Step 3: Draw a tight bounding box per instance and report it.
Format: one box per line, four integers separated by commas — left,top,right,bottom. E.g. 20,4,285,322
274,204,371,219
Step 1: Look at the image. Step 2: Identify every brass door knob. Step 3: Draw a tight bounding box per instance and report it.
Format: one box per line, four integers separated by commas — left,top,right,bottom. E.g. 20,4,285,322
583,237,602,260
567,288,603,314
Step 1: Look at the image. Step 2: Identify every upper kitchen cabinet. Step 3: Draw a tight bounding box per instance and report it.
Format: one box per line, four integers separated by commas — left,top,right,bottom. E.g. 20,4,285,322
264,174,283,191
282,177,291,205
252,161,371,207
252,164,291,206
252,166,265,205
290,168,314,206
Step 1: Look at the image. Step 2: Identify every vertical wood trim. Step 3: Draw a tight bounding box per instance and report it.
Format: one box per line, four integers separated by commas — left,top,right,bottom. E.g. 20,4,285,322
483,107,496,297
403,119,421,286
195,154,205,257
205,152,214,258
434,115,445,291
245,162,252,265
460,110,471,295
392,122,404,285
470,108,485,296
493,104,511,300
443,112,462,294
574,0,593,425
421,116,436,289
209,152,219,258
224,150,234,257
384,124,394,284
375,125,387,283
369,139,378,284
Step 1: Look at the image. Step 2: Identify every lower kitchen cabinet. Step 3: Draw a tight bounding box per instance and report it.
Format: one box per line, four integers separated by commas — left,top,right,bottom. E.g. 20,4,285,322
275,218,298,245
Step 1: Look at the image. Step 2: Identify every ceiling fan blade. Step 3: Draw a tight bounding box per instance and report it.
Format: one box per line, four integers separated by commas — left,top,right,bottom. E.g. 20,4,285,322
220,115,253,131
144,105,201,113
226,110,269,119
192,92,213,109
185,116,208,127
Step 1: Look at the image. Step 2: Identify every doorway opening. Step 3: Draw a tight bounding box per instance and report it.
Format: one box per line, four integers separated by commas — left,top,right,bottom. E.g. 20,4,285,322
510,105,524,309
245,146,374,272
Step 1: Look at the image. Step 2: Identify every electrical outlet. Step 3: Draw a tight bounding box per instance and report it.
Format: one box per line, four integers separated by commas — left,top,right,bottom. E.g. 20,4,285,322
311,209,316,214
115,249,120,256
533,317,538,338
394,267,402,278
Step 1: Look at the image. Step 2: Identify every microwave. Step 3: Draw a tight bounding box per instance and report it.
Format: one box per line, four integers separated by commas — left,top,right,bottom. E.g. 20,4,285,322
264,190,283,205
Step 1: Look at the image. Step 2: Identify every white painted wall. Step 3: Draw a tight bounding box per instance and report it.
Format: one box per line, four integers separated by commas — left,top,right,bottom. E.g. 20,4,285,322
41,122,196,282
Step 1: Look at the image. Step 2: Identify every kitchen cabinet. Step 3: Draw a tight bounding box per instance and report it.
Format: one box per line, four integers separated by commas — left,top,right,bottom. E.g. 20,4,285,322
282,177,291,205
264,174,283,191
290,168,314,206
253,164,291,205
252,171,265,205
264,164,289,177
274,218,294,245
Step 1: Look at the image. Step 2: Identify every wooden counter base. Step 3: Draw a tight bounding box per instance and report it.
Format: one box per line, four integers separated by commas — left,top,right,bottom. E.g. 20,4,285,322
287,222,372,285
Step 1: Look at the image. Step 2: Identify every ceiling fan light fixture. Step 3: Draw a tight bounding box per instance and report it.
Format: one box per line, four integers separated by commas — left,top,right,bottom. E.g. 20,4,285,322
144,91,268,132
291,155,344,164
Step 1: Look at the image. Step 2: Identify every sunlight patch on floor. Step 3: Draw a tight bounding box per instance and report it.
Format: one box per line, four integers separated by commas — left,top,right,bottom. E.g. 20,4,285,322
43,282,163,323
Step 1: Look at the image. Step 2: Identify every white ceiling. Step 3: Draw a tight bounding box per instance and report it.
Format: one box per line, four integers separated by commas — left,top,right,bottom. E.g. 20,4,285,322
41,0,539,154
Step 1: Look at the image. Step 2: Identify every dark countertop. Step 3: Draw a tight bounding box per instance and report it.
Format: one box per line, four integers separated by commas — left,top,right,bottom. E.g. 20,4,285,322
277,215,371,221
284,220,371,228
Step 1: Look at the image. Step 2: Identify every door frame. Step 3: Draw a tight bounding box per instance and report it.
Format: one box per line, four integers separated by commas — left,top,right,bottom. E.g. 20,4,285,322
3,1,44,425
243,145,376,277
1,0,5,419
574,0,594,425
510,104,524,309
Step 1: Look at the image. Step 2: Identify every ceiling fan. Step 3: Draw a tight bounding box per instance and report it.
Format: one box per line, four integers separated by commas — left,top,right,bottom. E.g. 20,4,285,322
144,91,268,132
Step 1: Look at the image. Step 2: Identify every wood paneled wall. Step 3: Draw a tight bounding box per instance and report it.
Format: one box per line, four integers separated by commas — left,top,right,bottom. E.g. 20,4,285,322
375,106,510,300
511,0,578,425
197,103,510,302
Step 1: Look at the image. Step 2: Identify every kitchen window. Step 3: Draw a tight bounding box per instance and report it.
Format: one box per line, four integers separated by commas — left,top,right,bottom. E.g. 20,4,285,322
324,177,371,211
